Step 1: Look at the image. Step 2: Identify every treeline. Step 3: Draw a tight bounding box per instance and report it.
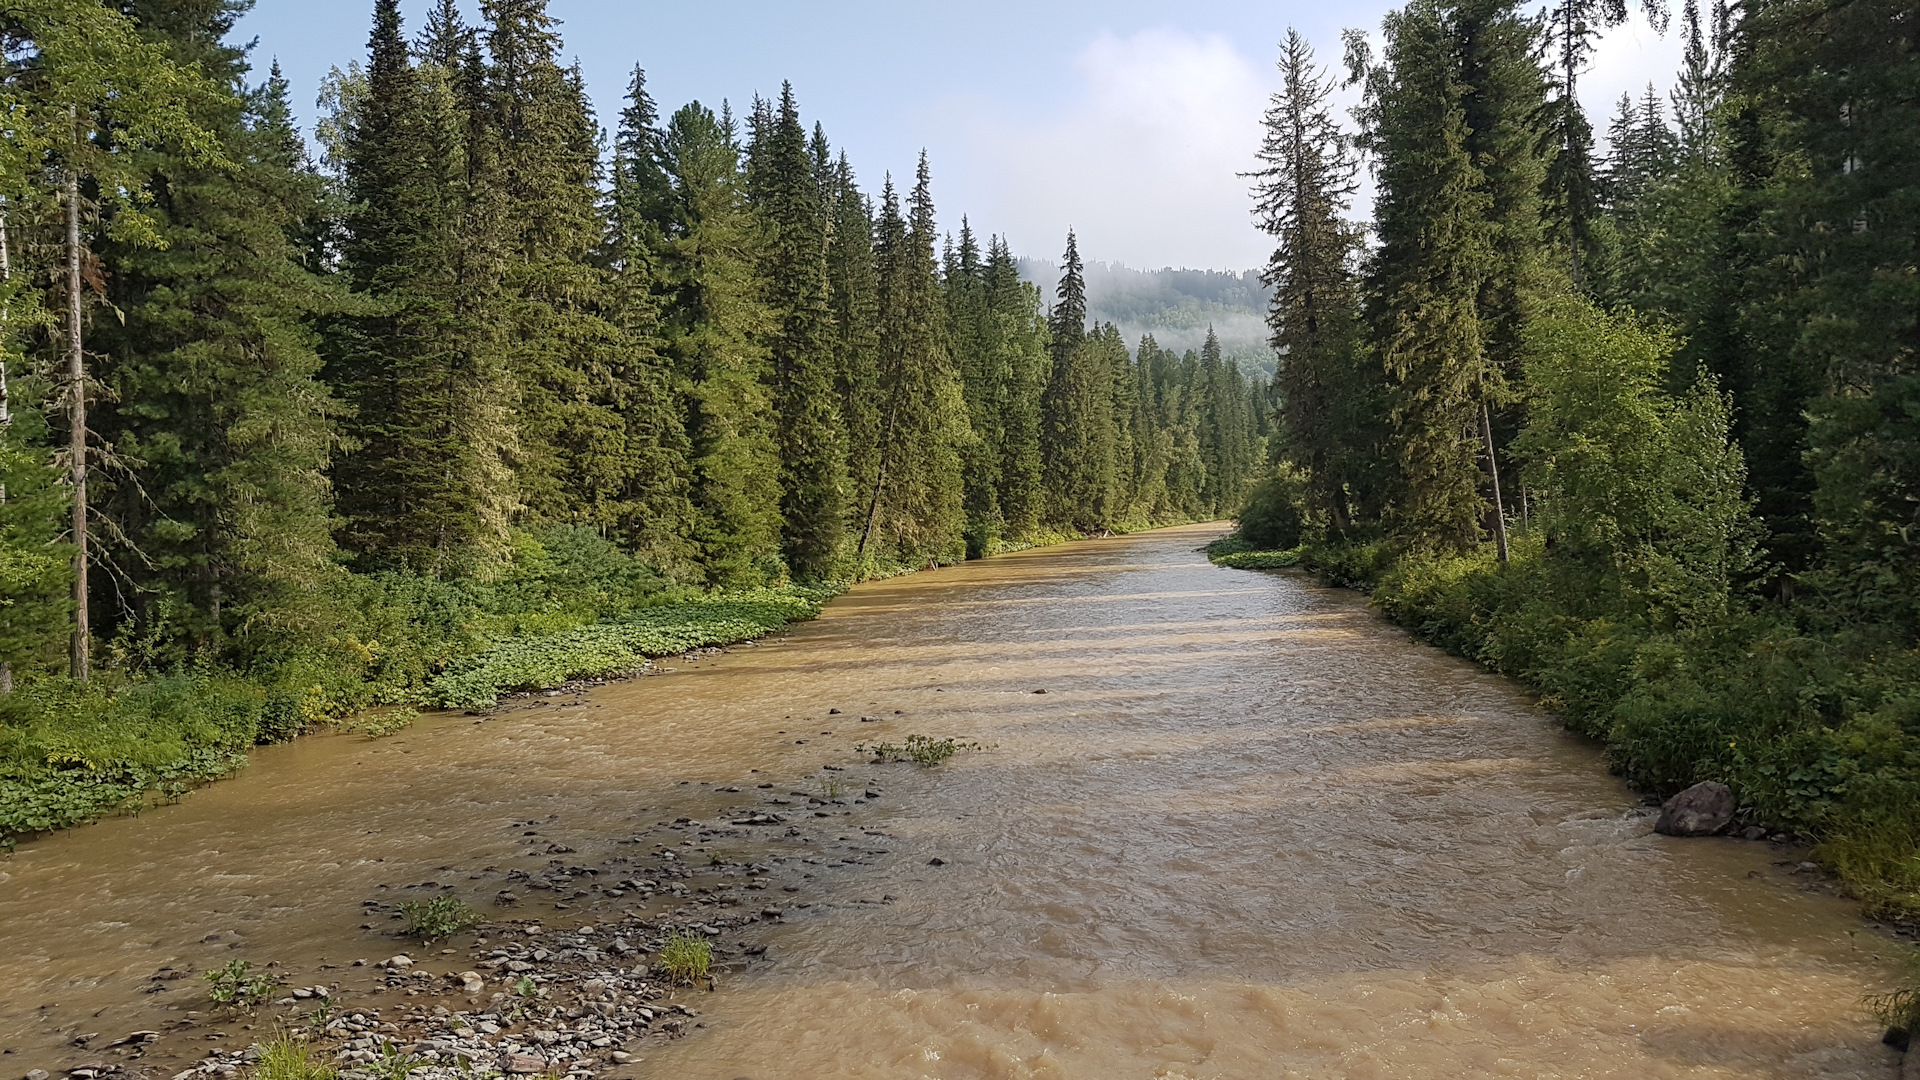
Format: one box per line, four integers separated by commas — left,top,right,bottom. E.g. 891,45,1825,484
1245,0,1917,915
0,0,1263,835
0,0,1266,693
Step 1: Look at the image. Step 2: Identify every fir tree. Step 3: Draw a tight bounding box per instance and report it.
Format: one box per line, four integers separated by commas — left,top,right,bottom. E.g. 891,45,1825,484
656,101,782,585
94,1,344,651
1354,0,1496,548
1251,28,1371,532
752,83,846,579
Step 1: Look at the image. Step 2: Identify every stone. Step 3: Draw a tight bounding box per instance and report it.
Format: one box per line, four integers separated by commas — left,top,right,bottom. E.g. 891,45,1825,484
1740,826,1767,841
458,971,485,995
27,1070,51,1080
382,955,414,970
501,1052,546,1075
1654,782,1735,836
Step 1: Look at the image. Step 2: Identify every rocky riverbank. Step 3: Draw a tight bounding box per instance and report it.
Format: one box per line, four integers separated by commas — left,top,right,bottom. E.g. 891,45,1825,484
23,723,914,1080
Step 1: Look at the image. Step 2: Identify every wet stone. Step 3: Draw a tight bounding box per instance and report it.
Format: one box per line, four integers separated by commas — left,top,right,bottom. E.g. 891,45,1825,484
1654,781,1735,837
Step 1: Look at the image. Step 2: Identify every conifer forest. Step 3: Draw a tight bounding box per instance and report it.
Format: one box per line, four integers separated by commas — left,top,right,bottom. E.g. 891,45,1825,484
0,0,1264,837
0,0,1919,1072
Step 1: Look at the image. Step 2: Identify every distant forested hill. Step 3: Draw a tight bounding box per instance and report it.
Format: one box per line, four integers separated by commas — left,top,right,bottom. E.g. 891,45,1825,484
1019,259,1275,377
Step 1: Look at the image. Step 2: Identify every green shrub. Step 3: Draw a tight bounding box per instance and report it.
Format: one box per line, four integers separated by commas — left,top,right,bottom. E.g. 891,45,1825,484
398,896,481,943
1235,467,1311,550
206,959,278,1011
857,734,981,767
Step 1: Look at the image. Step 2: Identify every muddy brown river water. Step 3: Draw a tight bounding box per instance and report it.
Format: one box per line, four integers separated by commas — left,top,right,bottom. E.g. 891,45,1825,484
0,524,1908,1079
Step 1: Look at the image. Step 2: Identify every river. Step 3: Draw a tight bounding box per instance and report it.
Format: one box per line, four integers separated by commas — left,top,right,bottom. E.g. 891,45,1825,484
0,524,1904,1079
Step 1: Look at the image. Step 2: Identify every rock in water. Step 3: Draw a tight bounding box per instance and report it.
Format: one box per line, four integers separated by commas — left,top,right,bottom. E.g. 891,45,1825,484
1655,782,1735,836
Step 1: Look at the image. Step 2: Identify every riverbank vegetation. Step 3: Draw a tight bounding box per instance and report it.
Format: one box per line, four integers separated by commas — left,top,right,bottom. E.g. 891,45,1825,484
1236,3,1918,920
0,1,1267,843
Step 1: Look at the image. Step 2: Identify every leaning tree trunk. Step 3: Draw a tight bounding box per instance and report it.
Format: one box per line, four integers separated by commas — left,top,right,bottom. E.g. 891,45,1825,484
1479,400,1510,565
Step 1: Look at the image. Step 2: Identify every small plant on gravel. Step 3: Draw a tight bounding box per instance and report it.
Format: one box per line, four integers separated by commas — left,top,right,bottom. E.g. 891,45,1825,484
366,1041,427,1080
819,777,847,800
398,896,481,943
657,930,712,985
206,958,279,1012
856,734,981,767
251,1032,337,1080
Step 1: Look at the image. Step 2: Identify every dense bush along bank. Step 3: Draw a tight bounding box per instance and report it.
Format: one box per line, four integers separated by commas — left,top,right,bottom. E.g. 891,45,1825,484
1240,4,1917,922
0,3,1266,841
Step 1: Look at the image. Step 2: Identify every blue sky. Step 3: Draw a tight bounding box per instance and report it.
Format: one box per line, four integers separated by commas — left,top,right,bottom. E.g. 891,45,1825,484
235,1,1681,272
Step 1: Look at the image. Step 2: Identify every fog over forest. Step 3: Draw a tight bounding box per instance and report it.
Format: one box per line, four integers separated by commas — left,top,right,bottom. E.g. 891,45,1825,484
1018,258,1275,376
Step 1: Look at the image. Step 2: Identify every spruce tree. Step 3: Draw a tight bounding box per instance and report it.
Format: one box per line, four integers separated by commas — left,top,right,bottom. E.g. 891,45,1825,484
331,0,518,574
982,235,1049,539
1354,0,1496,548
860,159,968,564
656,101,782,585
824,152,882,548
94,1,344,650
753,84,846,579
1251,28,1371,532
1040,230,1120,530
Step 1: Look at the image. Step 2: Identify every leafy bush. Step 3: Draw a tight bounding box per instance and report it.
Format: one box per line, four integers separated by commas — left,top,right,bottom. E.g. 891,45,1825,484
1212,549,1303,570
1235,466,1311,550
398,896,481,943
206,958,278,1011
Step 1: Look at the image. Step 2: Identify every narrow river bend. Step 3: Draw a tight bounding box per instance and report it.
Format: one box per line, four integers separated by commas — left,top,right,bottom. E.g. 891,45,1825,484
0,524,1902,1079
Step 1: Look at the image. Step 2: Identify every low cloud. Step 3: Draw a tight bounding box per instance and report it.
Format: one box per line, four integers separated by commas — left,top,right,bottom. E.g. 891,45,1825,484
934,28,1273,272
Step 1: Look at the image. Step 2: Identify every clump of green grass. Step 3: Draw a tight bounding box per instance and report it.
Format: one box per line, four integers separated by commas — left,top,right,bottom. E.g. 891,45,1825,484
206,958,279,1012
1868,950,1920,1036
819,777,847,800
856,734,981,767
657,930,712,985
251,1032,337,1080
397,896,481,943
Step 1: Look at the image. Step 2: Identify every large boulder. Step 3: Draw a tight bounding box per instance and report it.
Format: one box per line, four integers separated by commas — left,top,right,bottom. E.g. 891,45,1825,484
1655,781,1736,836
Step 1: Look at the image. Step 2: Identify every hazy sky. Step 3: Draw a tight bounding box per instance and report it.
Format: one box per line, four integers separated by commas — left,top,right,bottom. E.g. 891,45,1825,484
236,1,1682,272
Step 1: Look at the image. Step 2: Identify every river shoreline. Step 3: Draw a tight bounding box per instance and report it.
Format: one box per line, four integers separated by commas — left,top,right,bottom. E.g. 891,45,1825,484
4,525,1907,1079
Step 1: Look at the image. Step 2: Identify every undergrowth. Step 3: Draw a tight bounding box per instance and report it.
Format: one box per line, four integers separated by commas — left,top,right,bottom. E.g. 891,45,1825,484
0,527,831,845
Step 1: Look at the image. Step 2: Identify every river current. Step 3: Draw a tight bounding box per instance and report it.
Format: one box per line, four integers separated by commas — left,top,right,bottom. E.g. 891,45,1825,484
0,524,1903,1078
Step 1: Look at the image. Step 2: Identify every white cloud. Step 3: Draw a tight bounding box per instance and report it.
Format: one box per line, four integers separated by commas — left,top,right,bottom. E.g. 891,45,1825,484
932,28,1273,271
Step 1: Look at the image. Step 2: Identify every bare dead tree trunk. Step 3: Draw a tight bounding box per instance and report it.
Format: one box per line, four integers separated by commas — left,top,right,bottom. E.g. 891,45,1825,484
1480,399,1510,564
0,197,11,694
68,164,89,682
